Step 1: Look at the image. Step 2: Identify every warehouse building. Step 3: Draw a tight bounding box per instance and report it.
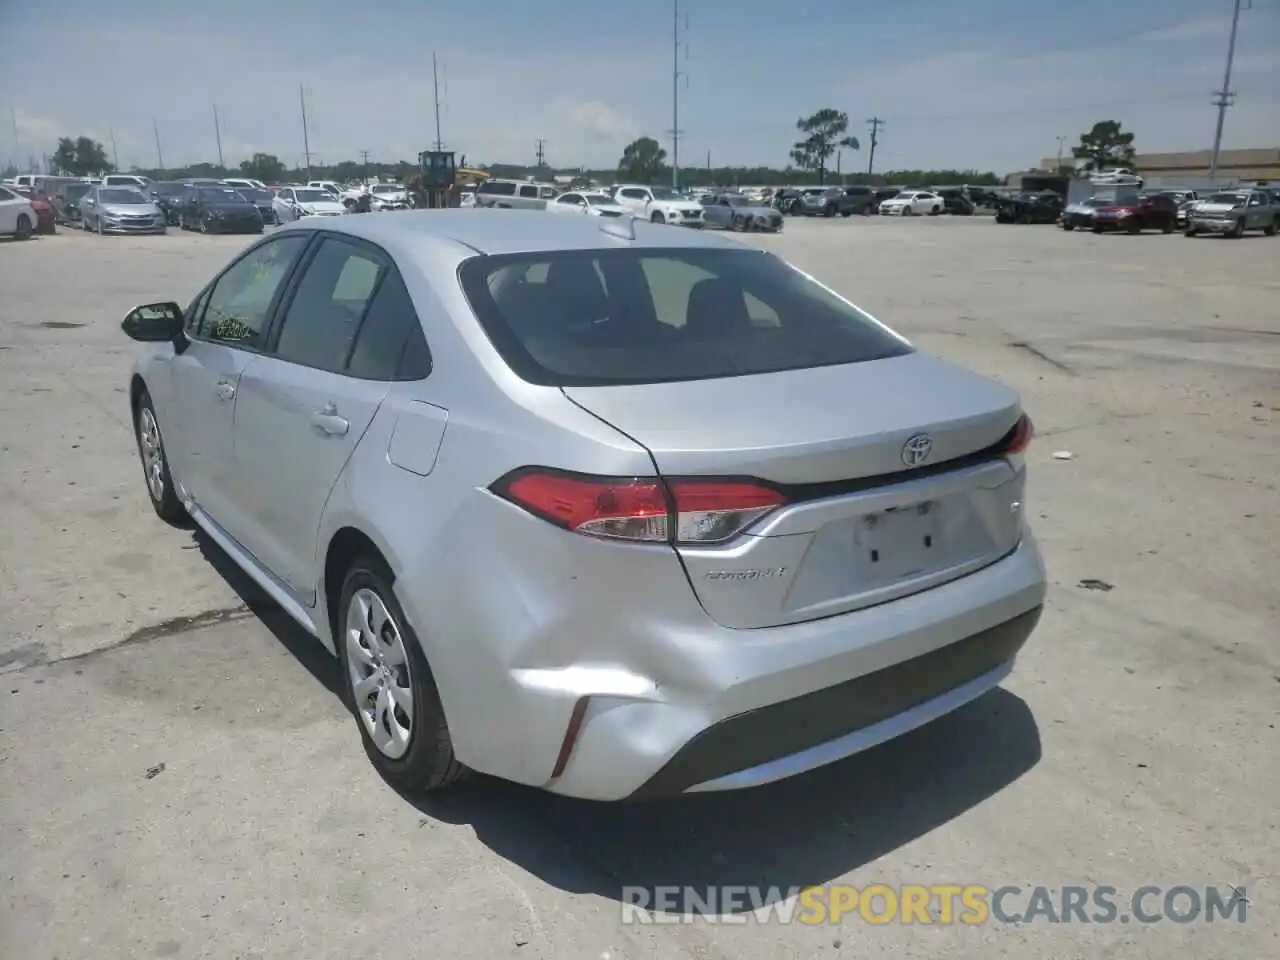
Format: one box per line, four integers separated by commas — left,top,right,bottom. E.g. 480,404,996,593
1033,147,1280,184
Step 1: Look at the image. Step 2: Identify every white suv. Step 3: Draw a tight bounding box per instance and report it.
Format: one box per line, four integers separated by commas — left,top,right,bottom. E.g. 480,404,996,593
611,185,704,226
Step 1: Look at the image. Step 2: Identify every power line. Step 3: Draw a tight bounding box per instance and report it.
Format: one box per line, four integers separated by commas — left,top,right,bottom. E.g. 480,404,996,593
1210,0,1249,181
866,117,885,175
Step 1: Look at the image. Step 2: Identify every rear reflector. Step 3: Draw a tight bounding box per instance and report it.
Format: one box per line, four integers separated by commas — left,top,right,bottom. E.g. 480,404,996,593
1004,413,1034,455
492,469,787,544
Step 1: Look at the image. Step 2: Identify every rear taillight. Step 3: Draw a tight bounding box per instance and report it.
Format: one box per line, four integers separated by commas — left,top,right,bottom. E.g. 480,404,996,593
492,469,787,544
1004,413,1034,455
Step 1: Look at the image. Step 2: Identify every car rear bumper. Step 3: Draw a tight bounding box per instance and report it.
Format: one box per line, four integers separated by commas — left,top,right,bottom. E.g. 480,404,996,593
405,507,1046,800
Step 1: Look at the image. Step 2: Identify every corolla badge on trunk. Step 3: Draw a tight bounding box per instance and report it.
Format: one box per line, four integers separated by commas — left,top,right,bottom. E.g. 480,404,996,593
901,433,934,467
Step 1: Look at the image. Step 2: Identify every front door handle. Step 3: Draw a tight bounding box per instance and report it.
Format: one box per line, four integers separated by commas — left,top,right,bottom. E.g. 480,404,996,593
311,404,349,437
215,379,236,401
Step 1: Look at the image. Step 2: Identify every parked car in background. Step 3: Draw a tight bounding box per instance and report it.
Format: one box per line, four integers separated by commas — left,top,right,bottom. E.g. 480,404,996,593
798,186,875,218
120,210,1045,801
1185,189,1278,238
772,188,804,215
611,184,705,226
234,187,278,225
1060,197,1110,231
872,188,901,211
367,184,410,211
701,193,784,231
473,179,557,210
0,184,38,239
12,186,57,234
548,191,629,218
993,192,1064,224
178,185,263,234
103,174,154,190
223,177,267,192
933,188,975,216
52,180,94,224
1090,193,1178,234
879,191,944,216
274,186,348,222
150,181,192,225
964,187,1000,208
79,186,167,234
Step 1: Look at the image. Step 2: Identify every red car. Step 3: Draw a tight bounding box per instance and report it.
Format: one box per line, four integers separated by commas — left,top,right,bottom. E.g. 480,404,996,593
13,187,57,234
1090,193,1178,234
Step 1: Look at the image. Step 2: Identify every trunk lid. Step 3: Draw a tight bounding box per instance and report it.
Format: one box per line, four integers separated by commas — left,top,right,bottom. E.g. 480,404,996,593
563,352,1027,629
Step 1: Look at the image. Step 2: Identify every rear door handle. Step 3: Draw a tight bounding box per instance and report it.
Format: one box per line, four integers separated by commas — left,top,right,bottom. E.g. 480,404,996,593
311,404,349,437
215,379,236,401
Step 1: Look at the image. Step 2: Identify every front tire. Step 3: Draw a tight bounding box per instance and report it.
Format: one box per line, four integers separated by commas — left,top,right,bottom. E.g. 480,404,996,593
650,211,665,224
134,391,189,526
1229,218,1245,239
337,557,465,793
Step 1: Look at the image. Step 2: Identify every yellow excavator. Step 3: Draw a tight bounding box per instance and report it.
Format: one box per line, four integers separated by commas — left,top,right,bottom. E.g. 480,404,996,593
407,151,489,208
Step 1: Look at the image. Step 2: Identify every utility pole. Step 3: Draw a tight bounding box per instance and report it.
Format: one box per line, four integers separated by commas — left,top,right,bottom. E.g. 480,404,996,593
153,118,165,171
1209,0,1248,182
359,149,371,184
299,85,313,183
866,117,884,176
535,138,546,168
9,108,18,169
667,0,688,189
432,52,444,150
109,128,119,171
212,105,225,169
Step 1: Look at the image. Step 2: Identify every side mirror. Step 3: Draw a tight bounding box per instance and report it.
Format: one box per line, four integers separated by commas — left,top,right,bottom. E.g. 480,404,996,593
122,302,184,342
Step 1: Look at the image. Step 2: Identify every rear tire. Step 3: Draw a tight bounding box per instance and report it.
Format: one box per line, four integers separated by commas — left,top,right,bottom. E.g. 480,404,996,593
1264,218,1277,237
337,556,466,794
1184,226,1197,237
14,215,32,240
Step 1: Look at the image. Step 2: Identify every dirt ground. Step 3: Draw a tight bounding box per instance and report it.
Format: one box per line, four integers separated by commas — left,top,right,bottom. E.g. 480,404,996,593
1,216,1276,960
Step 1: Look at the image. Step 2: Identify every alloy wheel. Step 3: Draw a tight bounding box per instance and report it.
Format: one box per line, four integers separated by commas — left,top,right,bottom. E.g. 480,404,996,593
345,588,415,760
137,406,165,503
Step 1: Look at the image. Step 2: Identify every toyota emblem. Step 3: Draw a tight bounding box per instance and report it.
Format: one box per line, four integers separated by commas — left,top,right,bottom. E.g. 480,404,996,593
901,434,934,467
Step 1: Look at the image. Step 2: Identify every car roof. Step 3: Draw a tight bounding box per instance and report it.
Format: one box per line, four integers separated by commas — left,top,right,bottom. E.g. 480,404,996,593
274,208,749,256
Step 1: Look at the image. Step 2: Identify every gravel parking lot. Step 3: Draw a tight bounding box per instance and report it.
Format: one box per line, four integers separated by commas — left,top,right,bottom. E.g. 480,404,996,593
2,216,1276,960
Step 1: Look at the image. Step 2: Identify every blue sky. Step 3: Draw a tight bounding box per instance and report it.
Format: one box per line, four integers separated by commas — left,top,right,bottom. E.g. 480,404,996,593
2,0,1276,173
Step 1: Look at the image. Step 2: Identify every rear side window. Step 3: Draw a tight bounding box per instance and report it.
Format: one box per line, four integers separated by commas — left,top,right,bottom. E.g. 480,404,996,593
347,270,432,381
458,248,911,386
518,185,538,198
479,181,517,196
274,238,386,373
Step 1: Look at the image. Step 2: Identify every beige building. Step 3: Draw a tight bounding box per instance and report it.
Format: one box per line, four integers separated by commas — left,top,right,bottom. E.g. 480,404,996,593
1036,147,1280,182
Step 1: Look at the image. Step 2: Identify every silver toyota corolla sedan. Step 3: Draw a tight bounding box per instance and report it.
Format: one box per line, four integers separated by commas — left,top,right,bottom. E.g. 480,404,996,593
121,210,1046,801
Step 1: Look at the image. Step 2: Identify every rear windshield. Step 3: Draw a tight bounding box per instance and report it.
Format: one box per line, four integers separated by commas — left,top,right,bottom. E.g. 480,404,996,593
457,248,911,386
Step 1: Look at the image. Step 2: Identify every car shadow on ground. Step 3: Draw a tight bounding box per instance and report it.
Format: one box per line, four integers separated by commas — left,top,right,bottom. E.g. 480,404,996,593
193,527,1042,913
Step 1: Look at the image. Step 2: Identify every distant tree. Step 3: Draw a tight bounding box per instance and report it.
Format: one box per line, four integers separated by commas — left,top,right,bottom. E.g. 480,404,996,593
51,136,113,176
789,109,859,186
1071,121,1136,171
617,137,668,183
239,152,287,183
